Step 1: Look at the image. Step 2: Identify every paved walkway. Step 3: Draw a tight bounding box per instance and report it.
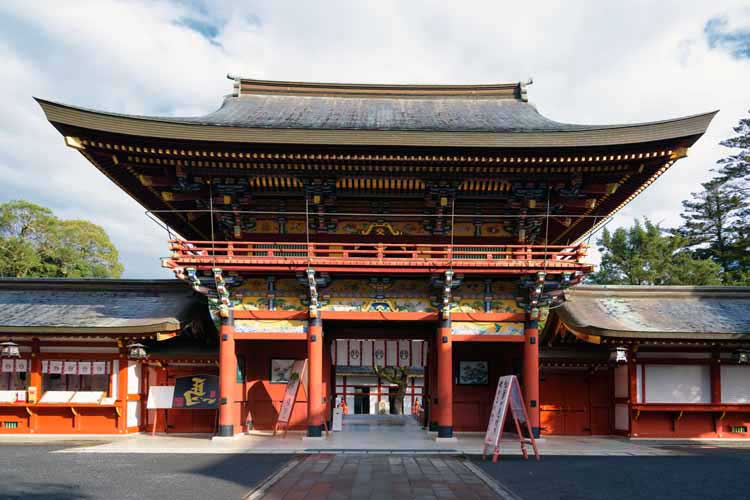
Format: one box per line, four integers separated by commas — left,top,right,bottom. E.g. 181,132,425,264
4,416,736,457
254,454,504,500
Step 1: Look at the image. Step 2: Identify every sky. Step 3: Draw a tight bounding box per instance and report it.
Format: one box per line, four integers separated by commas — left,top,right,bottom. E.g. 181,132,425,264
0,0,749,277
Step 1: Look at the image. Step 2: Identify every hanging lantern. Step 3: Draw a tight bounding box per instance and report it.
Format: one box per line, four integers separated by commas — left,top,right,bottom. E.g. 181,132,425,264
733,350,749,364
0,341,20,359
608,346,628,366
126,343,148,360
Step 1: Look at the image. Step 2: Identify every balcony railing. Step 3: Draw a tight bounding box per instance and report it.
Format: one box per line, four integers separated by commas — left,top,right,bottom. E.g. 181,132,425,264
164,240,591,273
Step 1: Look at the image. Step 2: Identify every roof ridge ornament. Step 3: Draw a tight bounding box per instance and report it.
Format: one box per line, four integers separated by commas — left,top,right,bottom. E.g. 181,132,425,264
519,78,533,102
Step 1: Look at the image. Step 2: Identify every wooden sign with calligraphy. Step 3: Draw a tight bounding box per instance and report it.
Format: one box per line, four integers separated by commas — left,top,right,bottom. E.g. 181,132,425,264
483,375,539,462
274,359,308,436
172,375,219,409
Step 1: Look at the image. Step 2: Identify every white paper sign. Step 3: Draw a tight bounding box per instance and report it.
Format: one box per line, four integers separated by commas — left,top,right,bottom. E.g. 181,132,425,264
332,407,343,431
63,361,78,375
49,361,63,374
78,361,92,375
92,361,106,375
15,359,28,372
70,391,104,404
39,391,75,403
42,360,49,373
146,386,175,409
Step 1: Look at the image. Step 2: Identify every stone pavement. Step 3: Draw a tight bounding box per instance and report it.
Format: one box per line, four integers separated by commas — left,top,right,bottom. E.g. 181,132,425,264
38,432,692,456
254,454,504,500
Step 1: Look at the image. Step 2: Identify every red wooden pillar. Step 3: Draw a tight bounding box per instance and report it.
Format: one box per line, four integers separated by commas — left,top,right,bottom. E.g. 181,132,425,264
428,338,438,431
523,313,540,438
117,345,128,433
307,317,325,437
627,347,638,437
711,352,721,403
29,338,42,432
217,315,237,437
436,319,453,438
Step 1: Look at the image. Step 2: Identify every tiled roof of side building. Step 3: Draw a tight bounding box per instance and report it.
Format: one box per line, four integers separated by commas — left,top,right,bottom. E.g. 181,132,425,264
0,278,206,334
549,285,750,340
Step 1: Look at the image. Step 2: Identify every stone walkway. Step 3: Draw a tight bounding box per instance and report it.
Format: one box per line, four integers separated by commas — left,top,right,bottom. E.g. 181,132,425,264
255,454,503,500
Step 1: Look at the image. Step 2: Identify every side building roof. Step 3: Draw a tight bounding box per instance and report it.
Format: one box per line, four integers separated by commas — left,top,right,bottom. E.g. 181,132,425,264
0,279,208,335
547,285,750,342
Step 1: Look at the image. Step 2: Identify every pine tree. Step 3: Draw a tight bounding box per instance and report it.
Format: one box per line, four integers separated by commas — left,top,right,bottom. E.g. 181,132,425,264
675,177,743,281
588,218,723,286
716,108,750,188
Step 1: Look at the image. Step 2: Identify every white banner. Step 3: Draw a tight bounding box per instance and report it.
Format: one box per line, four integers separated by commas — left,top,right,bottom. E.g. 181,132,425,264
15,359,28,373
92,361,107,375
1,359,13,373
348,341,361,367
397,340,410,367
373,340,386,367
78,361,92,375
49,360,63,374
63,361,78,375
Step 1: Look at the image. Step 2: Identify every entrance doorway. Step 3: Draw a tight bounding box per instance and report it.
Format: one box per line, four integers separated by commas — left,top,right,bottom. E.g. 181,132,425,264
353,387,370,414
327,321,432,431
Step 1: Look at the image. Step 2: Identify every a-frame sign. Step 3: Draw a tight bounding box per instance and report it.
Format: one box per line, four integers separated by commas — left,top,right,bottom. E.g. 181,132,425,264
483,375,540,462
273,359,329,437
273,359,308,437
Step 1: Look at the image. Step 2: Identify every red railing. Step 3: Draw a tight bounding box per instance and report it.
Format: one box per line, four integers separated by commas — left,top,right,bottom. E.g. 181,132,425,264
164,240,590,273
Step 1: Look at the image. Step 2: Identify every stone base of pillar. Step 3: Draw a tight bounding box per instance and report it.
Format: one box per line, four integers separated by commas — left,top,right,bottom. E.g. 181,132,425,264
307,424,324,438
216,425,234,437
437,425,453,438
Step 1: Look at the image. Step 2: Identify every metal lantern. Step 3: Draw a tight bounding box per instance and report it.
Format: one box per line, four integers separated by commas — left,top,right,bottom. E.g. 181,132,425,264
608,346,628,366
126,342,148,360
0,341,20,359
733,350,749,364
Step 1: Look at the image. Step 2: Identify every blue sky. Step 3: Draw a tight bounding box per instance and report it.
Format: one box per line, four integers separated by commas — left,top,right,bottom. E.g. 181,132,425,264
0,1,749,277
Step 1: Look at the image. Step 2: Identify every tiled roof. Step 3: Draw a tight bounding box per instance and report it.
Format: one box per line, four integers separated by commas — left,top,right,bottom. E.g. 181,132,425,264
552,285,750,340
0,279,204,334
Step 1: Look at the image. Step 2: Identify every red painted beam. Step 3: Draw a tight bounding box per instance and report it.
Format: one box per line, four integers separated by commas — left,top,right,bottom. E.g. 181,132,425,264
451,335,524,342
233,310,308,320
451,312,526,322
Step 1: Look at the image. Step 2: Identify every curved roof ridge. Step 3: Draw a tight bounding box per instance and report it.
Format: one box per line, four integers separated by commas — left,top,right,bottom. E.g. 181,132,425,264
226,74,529,100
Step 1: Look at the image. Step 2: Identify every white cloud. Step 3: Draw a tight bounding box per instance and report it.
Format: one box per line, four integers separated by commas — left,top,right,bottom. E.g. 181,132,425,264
0,0,748,276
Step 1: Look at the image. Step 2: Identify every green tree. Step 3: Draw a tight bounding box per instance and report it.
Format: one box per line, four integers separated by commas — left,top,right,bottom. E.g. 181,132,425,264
674,177,744,281
0,200,123,278
373,365,414,416
716,108,750,189
588,218,722,286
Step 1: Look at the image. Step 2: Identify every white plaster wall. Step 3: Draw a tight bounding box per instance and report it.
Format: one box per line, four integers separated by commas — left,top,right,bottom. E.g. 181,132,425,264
127,400,140,427
721,365,750,403
111,360,118,397
644,365,710,403
127,361,141,395
636,365,643,403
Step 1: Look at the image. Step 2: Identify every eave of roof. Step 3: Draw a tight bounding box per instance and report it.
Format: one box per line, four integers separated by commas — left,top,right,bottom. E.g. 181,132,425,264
551,285,750,341
0,278,202,335
35,97,717,149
